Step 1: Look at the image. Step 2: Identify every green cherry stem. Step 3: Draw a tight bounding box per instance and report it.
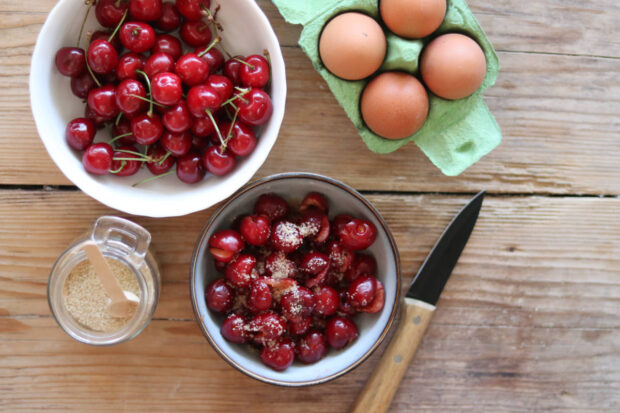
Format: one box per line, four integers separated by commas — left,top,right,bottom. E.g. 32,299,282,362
220,107,239,153
233,57,255,71
108,9,128,43
128,94,168,108
197,36,221,58
135,70,154,117
132,169,175,187
113,157,149,162
115,112,123,125
109,160,126,174
115,149,151,159
109,132,133,144
77,0,94,48
158,151,172,166
205,109,225,148
85,61,102,87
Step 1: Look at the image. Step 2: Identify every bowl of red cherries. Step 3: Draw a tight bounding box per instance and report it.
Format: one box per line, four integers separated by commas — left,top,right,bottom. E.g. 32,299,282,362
190,173,401,386
30,0,286,217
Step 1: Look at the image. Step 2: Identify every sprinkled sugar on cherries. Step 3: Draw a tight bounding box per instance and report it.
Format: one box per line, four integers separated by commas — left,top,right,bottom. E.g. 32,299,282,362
54,0,273,185
204,192,385,371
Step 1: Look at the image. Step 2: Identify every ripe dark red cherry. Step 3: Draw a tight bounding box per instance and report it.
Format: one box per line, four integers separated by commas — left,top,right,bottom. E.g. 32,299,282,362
337,219,378,250
348,275,377,308
129,0,162,21
65,118,95,151
176,150,205,183
176,0,210,20
85,104,111,127
87,39,118,74
196,46,224,73
223,56,243,86
221,314,248,343
254,193,288,222
71,71,98,99
88,85,119,118
115,78,146,116
161,130,191,156
281,287,315,322
236,88,273,126
144,52,175,78
153,34,182,60
82,143,114,175
95,0,129,28
205,278,234,313
55,47,85,77
264,251,296,279
90,30,122,51
209,229,245,263
240,214,270,246
191,116,215,137
156,2,182,31
175,53,209,86
314,286,339,317
162,101,192,133
111,145,142,177
360,279,385,314
248,277,272,313
327,240,354,273
270,221,303,253
180,20,212,47
113,118,136,145
130,113,163,145
119,21,156,53
146,143,175,175
224,121,256,157
288,315,312,336
186,84,222,117
297,331,327,364
116,52,145,80
300,251,329,276
251,312,286,346
325,316,358,349
345,253,377,282
239,54,270,89
151,72,182,105
203,146,236,176
206,74,233,101
260,338,295,371
300,192,328,213
225,253,256,288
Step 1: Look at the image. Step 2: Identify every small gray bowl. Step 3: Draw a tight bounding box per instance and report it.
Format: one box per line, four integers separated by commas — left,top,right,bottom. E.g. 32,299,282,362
190,173,401,386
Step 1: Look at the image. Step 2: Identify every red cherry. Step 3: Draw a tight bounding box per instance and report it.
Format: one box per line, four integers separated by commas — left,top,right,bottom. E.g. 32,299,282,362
299,251,329,275
153,34,182,60
345,253,377,282
87,39,118,74
248,278,272,313
119,21,156,53
205,278,234,313
281,286,315,322
314,286,339,317
55,47,85,77
338,219,377,250
111,145,142,177
327,240,354,273
240,214,270,246
239,54,270,89
254,193,288,221
203,146,236,176
180,20,212,47
71,71,98,99
191,116,215,137
88,85,119,118
224,121,256,157
163,101,192,133
146,143,175,175
260,338,295,371
115,78,146,116
82,143,113,175
288,315,312,336
144,52,175,78
176,150,205,183
221,313,248,343
297,331,327,364
85,104,111,127
161,130,192,156
129,0,162,21
333,214,354,236
270,221,303,253
156,1,182,31
113,118,136,145
235,88,273,126
175,53,209,86
338,290,357,316
348,275,377,308
225,254,256,288
264,251,296,279
116,53,145,81
65,118,95,151
250,311,286,346
209,229,244,263
223,56,243,86
131,113,163,145
95,0,128,27
186,84,222,117
325,316,358,349
90,30,122,51
196,46,224,73
300,192,328,213
151,72,182,105
360,279,385,314
206,74,233,101
176,0,210,20
192,135,209,151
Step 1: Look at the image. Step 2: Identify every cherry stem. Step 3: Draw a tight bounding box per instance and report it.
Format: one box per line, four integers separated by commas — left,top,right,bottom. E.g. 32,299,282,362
113,157,148,162
85,61,102,87
114,0,123,7
115,149,150,160
109,132,133,144
129,94,168,108
108,9,128,43
135,70,154,116
132,169,175,187
109,160,126,174
221,88,249,107
158,151,172,165
205,109,225,148
77,1,94,48
220,107,239,153
115,112,123,125
203,6,231,58
233,57,255,71
197,36,221,58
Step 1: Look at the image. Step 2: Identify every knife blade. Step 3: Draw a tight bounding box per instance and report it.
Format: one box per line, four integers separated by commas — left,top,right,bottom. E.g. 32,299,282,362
351,191,485,413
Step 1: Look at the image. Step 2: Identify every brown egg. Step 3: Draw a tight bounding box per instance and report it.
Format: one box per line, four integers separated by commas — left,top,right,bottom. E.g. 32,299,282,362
420,33,487,100
380,0,446,39
360,72,429,140
319,12,386,80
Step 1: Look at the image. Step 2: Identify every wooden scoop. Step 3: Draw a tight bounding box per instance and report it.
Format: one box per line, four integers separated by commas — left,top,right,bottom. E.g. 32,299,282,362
83,242,139,318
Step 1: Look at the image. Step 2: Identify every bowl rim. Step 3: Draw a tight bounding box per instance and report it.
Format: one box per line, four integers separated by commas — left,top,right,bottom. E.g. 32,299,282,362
189,172,401,386
29,0,287,218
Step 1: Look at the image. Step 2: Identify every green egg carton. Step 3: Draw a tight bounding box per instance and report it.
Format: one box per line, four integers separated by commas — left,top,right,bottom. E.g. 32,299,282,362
271,0,501,176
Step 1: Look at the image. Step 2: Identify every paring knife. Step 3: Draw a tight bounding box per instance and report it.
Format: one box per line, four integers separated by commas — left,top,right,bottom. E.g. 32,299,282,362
351,191,485,413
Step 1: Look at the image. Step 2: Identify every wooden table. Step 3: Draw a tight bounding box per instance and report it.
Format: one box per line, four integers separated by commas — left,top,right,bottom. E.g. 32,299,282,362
1,1,619,411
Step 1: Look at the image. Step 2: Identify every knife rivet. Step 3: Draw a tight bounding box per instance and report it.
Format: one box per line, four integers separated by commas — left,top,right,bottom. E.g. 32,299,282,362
413,316,421,325
394,355,402,364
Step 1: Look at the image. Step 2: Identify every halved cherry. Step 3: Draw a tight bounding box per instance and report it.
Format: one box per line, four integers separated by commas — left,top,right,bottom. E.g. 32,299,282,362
208,229,244,263
281,286,315,322
300,192,328,213
260,337,295,371
221,313,249,343
254,193,288,221
225,253,257,288
297,331,327,364
248,277,272,313
327,240,354,273
345,253,377,283
360,279,385,314
337,218,377,251
347,275,377,309
265,251,297,279
250,311,286,346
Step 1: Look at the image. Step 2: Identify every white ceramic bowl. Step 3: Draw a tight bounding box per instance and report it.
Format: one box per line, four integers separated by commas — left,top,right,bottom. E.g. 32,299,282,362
30,0,286,217
190,173,401,386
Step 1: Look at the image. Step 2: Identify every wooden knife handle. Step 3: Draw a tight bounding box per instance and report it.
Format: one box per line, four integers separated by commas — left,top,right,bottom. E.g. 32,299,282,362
350,297,435,413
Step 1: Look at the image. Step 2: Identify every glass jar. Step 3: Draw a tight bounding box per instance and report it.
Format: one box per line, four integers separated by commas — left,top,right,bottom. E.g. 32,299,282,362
48,216,160,345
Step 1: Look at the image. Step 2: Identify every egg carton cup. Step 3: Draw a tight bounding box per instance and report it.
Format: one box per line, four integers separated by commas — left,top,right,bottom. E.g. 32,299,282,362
272,0,500,176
